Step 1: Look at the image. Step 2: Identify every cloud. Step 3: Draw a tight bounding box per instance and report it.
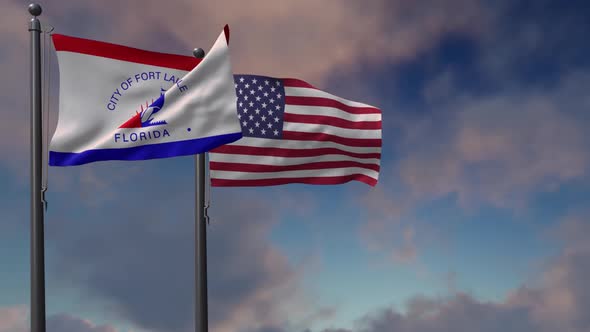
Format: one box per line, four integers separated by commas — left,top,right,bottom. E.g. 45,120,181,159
0,307,119,332
47,314,119,332
357,69,590,266
346,293,537,332
45,176,314,332
0,0,490,174
4,2,590,332
0,306,27,332
315,211,590,332
504,212,590,330
352,2,590,266
356,186,444,266
0,2,38,173
396,70,590,210
474,0,590,85
57,0,487,84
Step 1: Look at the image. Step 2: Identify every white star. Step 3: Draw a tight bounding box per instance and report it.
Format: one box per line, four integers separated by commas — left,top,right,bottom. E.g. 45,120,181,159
271,87,276,92
234,83,238,88
256,96,261,101
242,120,247,126
249,115,254,120
239,77,245,82
255,108,261,114
243,108,248,113
255,122,260,128
274,117,279,122
276,81,281,86
264,92,269,97
249,102,254,107
239,102,243,107
261,129,266,135
268,110,274,115
244,96,249,101
276,93,282,98
245,83,250,88
237,114,241,119
248,128,254,134
275,105,280,110
267,123,273,129
274,130,279,136
252,78,257,84
261,115,267,121
258,85,263,91
238,89,243,95
265,80,269,85
250,90,255,95
269,98,275,104
262,103,267,108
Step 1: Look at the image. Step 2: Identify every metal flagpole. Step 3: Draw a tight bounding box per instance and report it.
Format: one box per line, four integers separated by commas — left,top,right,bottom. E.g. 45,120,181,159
193,47,208,332
28,3,46,332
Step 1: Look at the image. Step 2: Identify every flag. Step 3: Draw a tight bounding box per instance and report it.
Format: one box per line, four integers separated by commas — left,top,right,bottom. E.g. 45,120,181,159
49,26,241,166
209,75,382,186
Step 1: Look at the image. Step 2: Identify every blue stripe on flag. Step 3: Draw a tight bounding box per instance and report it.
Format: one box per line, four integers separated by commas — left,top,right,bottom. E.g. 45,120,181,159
49,132,242,166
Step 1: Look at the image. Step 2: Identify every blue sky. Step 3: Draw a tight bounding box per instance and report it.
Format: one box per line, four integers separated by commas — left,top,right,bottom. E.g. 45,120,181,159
2,1,590,332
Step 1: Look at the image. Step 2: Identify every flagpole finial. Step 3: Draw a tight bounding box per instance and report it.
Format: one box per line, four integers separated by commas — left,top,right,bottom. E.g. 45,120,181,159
193,48,205,59
28,3,42,16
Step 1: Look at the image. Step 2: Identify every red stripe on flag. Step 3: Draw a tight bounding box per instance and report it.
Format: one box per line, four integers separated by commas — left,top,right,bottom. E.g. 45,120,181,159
282,131,382,147
210,161,380,173
283,113,382,130
281,78,319,89
223,24,230,44
285,96,381,115
52,34,201,71
211,174,378,187
211,145,381,159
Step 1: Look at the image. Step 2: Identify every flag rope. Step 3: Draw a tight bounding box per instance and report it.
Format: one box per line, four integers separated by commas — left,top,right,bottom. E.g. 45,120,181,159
205,152,211,225
41,24,54,211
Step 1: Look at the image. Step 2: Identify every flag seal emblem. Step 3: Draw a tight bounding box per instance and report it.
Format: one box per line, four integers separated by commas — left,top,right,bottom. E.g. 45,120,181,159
119,88,168,128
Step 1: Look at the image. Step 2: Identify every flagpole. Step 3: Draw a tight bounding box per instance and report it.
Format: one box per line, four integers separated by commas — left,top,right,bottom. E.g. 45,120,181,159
28,3,46,332
193,47,208,332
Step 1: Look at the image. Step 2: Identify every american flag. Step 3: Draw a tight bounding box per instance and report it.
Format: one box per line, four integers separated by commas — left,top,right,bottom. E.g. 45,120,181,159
209,74,382,186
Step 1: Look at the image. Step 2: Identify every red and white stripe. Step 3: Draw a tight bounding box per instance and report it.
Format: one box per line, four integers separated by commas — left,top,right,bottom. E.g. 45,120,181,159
209,78,382,187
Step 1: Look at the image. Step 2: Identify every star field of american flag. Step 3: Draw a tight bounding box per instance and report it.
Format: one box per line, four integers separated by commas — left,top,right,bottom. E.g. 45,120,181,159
234,75,285,139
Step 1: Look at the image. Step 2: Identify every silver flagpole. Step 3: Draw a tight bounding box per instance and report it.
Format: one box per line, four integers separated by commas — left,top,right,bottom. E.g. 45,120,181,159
193,47,208,332
28,3,46,332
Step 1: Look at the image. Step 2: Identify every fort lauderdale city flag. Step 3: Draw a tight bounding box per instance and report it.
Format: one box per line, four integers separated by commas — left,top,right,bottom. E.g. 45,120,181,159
49,26,241,166
209,75,382,186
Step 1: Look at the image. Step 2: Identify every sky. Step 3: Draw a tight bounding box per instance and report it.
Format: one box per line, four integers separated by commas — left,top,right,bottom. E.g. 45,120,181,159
1,0,590,331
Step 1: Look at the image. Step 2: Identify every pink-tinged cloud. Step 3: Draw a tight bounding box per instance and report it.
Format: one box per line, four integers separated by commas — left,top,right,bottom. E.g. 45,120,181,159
0,2,36,174
47,0,488,84
47,314,119,332
0,0,490,174
397,71,590,210
0,307,119,332
0,306,27,332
